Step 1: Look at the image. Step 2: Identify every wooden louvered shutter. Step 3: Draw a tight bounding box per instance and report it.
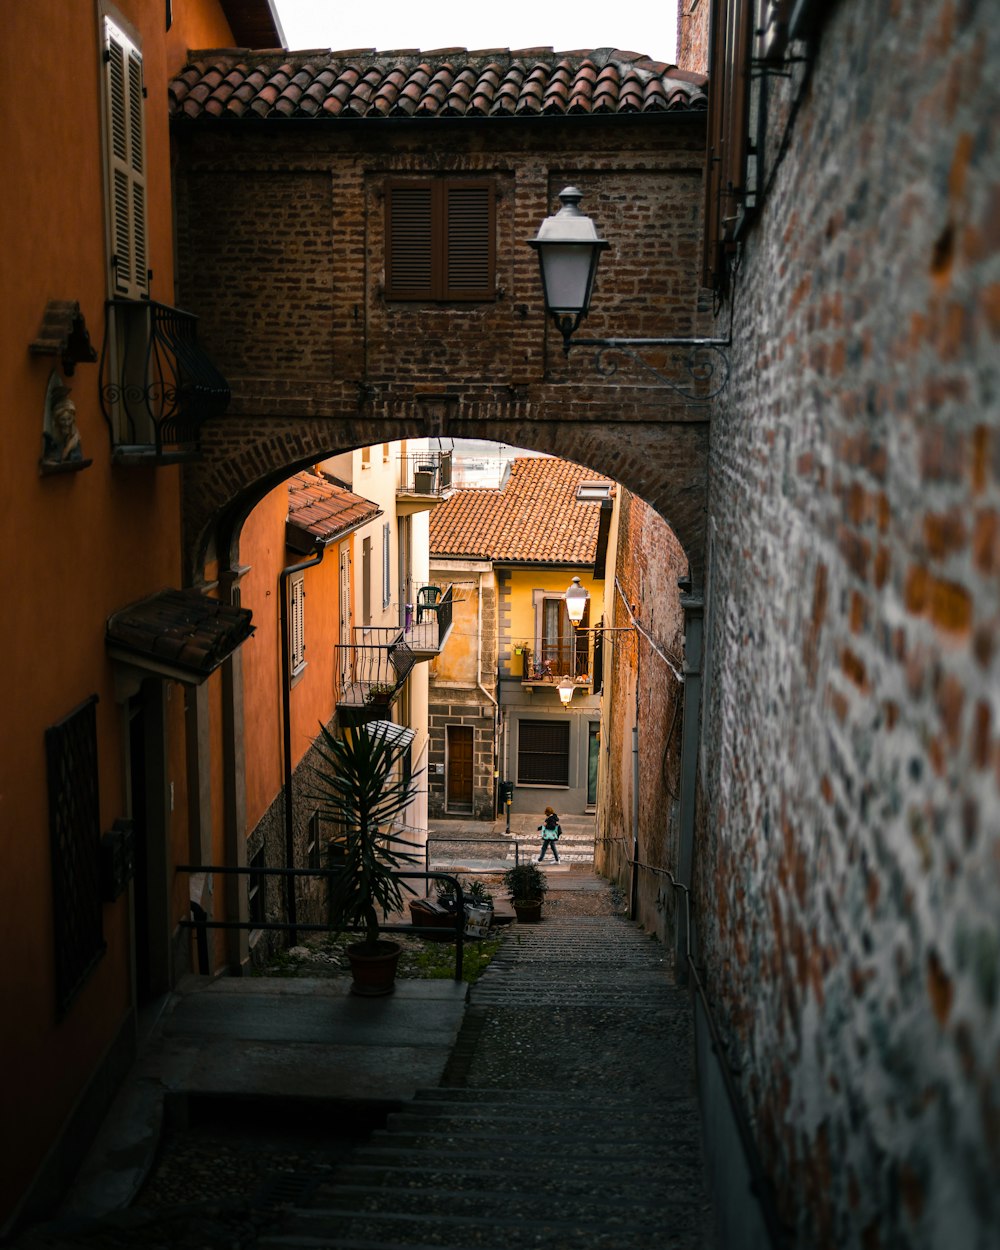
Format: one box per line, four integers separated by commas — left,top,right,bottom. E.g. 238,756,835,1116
103,17,148,299
443,182,495,300
386,179,495,301
385,182,434,299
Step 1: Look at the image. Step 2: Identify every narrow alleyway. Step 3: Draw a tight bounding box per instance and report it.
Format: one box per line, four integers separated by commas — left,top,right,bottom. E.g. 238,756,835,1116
265,875,716,1249
14,870,715,1249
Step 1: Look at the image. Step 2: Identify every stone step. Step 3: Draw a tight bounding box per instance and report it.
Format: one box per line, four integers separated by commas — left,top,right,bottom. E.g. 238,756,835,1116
301,1182,694,1221
260,1203,709,1250
325,1157,706,1193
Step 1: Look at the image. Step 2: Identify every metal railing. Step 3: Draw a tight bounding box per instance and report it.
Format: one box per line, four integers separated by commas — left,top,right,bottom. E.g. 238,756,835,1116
517,642,592,683
99,298,230,456
335,627,416,711
177,864,467,982
397,450,453,495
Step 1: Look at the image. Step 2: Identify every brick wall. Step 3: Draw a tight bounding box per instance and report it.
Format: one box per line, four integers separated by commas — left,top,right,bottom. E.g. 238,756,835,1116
677,0,710,75
595,489,688,945
697,2,1000,1244
172,120,711,578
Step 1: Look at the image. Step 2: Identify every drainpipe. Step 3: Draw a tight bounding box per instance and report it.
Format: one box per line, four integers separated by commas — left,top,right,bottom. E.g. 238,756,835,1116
675,590,704,973
279,544,325,945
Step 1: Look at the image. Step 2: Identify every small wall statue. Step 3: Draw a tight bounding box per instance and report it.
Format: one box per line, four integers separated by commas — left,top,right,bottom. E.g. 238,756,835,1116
42,380,84,466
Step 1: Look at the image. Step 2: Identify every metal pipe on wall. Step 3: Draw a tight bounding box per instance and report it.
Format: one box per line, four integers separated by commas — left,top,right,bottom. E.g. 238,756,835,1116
279,545,325,946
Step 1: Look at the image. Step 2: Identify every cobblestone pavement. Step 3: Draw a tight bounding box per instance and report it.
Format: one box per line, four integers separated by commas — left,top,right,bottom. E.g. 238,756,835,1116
15,872,713,1249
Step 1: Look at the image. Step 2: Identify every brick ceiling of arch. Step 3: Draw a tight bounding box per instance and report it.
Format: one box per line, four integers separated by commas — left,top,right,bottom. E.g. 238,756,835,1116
185,400,708,587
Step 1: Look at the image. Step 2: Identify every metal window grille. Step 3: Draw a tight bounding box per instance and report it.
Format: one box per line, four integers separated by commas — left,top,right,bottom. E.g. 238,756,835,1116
46,695,106,1015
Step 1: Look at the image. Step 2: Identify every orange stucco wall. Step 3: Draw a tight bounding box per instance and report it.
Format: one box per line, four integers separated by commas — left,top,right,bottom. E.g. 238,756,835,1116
0,0,242,1226
239,485,348,839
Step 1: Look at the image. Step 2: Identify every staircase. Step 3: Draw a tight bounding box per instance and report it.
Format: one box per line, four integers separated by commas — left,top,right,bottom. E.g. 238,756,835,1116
262,913,715,1249
428,813,597,871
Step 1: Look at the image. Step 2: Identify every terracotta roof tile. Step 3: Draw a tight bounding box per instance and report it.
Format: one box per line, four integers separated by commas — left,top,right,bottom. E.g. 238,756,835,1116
429,457,614,565
106,589,254,678
286,470,381,550
168,49,707,122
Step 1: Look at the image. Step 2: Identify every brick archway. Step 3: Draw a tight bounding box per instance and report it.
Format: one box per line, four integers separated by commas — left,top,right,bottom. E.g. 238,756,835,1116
186,394,708,585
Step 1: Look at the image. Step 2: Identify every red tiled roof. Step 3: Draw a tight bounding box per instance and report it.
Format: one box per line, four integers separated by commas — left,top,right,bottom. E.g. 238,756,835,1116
287,471,381,550
429,457,613,565
169,48,706,120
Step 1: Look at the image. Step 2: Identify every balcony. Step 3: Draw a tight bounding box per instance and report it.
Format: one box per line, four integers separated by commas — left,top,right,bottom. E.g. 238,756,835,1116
398,583,455,657
335,628,416,727
396,451,453,514
99,299,230,464
515,640,594,694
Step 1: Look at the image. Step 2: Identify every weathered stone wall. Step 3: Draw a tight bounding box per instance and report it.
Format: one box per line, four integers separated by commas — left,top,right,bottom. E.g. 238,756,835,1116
595,489,687,945
427,697,497,820
697,3,1000,1245
172,118,712,577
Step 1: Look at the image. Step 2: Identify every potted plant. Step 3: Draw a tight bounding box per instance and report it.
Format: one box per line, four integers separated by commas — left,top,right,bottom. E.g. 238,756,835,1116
309,721,420,995
502,861,548,923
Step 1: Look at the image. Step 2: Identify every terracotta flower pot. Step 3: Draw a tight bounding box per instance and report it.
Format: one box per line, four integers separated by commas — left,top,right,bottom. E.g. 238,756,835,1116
512,899,543,923
346,939,402,996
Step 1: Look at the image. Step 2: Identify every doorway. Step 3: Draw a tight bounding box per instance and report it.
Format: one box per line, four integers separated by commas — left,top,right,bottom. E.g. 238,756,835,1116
446,725,474,813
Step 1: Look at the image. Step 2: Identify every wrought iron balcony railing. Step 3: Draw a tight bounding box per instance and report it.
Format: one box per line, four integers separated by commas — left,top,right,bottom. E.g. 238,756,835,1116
398,582,455,654
516,642,593,686
335,628,417,725
397,450,453,497
99,299,230,461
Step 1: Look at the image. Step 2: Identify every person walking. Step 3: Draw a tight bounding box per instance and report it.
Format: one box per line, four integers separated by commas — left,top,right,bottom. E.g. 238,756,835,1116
537,807,561,862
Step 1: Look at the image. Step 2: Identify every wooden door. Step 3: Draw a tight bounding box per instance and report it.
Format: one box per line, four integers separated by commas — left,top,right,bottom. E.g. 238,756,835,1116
447,725,474,811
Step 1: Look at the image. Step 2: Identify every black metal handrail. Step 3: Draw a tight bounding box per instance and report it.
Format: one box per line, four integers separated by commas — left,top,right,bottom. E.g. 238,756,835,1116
99,298,230,455
176,864,467,982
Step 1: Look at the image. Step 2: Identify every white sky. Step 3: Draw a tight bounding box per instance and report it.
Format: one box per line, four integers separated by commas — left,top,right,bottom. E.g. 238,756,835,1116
272,0,678,64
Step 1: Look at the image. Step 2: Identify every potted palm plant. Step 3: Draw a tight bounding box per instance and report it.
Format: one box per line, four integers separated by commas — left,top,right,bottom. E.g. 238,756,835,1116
502,861,548,923
309,721,420,995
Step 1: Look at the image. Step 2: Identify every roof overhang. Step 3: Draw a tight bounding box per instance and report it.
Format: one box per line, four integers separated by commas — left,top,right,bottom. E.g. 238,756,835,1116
106,588,254,696
217,0,285,48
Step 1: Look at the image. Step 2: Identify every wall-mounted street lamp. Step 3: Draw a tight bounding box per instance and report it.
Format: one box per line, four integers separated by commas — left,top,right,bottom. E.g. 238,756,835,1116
564,576,590,626
557,677,576,706
563,577,636,639
529,187,731,399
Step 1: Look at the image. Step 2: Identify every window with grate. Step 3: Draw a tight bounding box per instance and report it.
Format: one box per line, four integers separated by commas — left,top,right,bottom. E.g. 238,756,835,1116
517,719,570,787
101,14,148,300
385,179,496,301
46,696,106,1015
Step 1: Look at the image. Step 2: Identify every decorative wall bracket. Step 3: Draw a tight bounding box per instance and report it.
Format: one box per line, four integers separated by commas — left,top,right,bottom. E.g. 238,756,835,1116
569,336,731,400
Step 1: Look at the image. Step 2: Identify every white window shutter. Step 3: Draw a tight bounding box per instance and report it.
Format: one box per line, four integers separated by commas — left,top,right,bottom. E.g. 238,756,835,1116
103,18,148,299
290,575,306,673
